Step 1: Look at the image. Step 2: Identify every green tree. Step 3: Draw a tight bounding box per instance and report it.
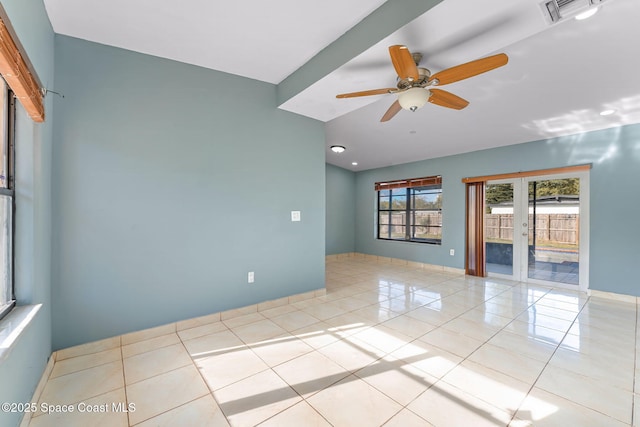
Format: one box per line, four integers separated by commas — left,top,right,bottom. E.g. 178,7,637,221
486,178,579,205
485,184,513,205
530,178,579,198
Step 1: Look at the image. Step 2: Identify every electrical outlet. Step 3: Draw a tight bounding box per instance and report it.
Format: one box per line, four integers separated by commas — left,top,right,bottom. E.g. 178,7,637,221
248,271,255,283
449,249,455,256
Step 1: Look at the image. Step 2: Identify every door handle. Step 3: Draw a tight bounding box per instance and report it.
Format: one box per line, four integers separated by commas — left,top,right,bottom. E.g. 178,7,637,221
522,232,528,236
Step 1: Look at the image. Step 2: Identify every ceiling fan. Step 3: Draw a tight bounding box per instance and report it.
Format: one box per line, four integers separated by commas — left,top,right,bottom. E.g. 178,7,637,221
336,45,508,122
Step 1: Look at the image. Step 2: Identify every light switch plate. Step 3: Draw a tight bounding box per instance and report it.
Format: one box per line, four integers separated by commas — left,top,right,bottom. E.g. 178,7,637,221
291,211,301,222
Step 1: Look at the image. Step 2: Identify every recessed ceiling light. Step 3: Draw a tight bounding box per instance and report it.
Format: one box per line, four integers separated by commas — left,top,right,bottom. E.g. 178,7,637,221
330,145,346,153
352,162,358,166
600,109,616,116
575,7,598,20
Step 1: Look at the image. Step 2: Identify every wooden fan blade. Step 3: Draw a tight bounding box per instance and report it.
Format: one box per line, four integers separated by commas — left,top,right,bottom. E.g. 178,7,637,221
336,88,396,98
389,45,419,81
428,89,469,110
429,53,508,86
381,100,402,122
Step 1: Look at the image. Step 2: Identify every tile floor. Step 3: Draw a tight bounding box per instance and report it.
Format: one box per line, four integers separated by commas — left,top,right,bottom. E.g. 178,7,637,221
28,257,639,426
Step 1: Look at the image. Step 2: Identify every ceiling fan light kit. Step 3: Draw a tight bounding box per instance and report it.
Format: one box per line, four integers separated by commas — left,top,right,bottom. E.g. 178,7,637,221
398,87,431,111
335,44,508,122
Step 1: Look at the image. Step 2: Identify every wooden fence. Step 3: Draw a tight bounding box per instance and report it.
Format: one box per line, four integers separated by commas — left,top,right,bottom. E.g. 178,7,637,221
485,214,579,245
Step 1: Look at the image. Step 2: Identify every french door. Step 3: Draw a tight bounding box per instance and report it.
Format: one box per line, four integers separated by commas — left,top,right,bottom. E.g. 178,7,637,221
484,171,589,291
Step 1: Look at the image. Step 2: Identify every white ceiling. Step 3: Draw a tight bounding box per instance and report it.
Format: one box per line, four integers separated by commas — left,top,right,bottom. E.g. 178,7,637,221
44,0,640,171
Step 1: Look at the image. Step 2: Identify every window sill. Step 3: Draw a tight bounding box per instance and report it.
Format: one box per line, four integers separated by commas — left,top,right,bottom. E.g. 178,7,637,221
0,304,42,363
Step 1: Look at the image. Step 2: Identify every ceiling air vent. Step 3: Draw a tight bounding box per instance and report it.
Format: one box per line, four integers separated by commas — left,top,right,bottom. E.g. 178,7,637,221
542,0,605,23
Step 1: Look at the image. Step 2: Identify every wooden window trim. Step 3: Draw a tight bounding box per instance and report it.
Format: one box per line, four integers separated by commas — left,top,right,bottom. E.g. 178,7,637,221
0,7,44,122
461,164,590,184
375,175,441,191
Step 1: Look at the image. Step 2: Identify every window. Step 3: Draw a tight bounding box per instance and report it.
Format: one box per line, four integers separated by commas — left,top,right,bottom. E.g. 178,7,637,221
377,176,442,244
0,77,15,320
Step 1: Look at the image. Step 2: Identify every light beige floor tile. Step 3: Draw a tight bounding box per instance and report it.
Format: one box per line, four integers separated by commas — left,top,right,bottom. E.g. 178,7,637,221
440,317,502,341
221,305,258,322
196,347,269,391
176,312,221,331
519,304,578,322
258,401,331,427
222,312,265,329
32,259,640,427
272,350,350,398
123,343,192,385
39,360,124,407
467,343,546,385
354,356,437,405
533,298,583,313
135,395,228,427
50,348,121,379
125,364,209,425
351,290,391,304
548,346,634,391
382,409,434,427
350,304,398,323
269,310,321,332
407,380,514,427
306,375,403,427
121,333,181,359
29,388,128,427
257,297,289,312
535,364,633,424
390,340,463,379
258,304,298,318
323,312,372,338
299,302,348,321
459,308,514,329
291,321,343,349
380,315,437,339
374,297,425,315
515,387,629,427
514,312,574,333
566,322,636,351
249,334,314,367
418,327,485,358
176,321,229,342
317,337,383,371
56,336,121,361
486,330,557,363
121,323,176,345
182,329,245,358
329,296,373,312
214,369,301,426
351,324,413,355
503,321,566,346
230,319,289,344
441,360,530,413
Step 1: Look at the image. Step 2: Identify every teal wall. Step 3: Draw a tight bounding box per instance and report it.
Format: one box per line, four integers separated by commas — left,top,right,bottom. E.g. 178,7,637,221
0,1,54,426
326,163,356,254
354,124,640,295
51,36,326,350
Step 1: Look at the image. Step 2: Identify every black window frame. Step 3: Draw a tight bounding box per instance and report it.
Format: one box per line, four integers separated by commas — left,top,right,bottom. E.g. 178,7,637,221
0,78,15,321
377,183,443,245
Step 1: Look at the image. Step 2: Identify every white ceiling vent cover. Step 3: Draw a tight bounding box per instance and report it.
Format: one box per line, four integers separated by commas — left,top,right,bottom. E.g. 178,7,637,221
542,0,606,23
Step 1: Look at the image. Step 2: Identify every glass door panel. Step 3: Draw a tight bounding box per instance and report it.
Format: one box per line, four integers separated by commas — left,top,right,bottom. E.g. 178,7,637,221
526,178,580,285
485,182,515,276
